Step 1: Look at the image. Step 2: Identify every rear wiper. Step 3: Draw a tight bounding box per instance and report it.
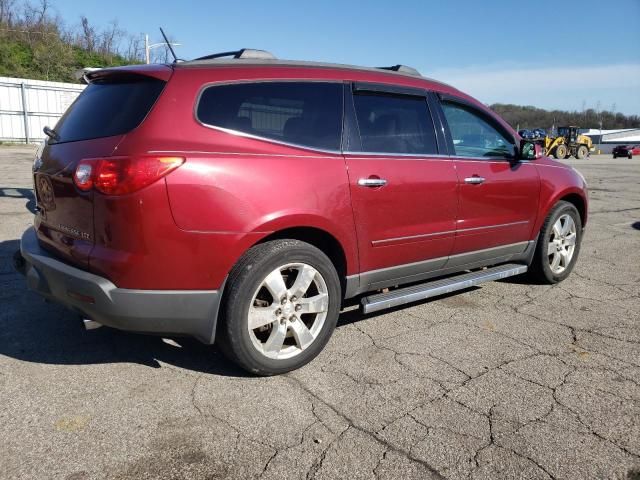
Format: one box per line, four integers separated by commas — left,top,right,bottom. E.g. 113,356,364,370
43,126,60,142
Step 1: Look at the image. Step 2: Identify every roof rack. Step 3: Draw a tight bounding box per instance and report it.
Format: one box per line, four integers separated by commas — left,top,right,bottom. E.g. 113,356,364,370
193,49,276,61
377,65,421,77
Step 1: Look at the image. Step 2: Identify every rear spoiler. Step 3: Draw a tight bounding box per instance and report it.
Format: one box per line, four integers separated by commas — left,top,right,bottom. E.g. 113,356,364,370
84,64,173,84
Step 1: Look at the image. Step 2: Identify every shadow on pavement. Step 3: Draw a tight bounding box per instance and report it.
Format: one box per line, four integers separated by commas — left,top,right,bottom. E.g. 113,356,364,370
0,238,250,378
0,186,36,214
1,235,492,376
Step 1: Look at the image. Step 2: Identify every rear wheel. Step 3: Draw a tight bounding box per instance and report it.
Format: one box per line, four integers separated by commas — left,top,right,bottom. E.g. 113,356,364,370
576,145,588,159
554,144,568,159
529,201,582,284
218,240,341,376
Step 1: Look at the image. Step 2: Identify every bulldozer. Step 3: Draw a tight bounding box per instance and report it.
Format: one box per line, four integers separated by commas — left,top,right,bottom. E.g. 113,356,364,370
543,126,593,159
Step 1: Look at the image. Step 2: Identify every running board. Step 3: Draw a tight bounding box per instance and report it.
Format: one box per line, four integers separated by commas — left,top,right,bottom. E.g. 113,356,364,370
361,263,528,314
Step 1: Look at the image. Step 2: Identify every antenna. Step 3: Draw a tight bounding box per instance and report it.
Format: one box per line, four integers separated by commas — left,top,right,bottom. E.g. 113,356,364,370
159,27,178,63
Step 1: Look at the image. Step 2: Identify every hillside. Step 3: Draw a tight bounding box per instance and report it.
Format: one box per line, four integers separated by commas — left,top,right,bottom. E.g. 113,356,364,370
0,0,143,83
491,103,640,131
0,38,134,83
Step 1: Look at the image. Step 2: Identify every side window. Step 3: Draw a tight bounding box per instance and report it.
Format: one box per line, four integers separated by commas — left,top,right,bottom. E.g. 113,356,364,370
441,102,514,159
196,82,342,151
351,92,437,155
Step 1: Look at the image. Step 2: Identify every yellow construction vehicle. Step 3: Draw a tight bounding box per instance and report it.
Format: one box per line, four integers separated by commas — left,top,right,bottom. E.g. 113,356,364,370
543,126,593,159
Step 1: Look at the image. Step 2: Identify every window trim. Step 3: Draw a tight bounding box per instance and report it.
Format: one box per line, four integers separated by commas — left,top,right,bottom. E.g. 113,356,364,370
193,79,345,155
352,82,428,98
436,94,517,161
344,82,443,156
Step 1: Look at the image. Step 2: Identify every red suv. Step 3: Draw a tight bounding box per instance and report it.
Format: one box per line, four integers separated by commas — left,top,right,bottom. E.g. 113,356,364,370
17,50,588,375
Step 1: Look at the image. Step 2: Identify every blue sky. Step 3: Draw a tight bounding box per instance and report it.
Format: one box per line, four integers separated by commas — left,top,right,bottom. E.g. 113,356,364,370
52,0,640,115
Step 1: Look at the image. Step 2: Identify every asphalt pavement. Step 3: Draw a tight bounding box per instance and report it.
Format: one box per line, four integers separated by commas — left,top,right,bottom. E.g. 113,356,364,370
0,146,638,479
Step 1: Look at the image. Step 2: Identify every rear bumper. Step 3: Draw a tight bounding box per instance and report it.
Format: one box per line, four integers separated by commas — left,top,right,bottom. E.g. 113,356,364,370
18,227,222,344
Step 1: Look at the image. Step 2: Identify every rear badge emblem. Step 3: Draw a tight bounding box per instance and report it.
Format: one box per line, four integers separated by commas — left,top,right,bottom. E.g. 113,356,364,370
37,176,56,211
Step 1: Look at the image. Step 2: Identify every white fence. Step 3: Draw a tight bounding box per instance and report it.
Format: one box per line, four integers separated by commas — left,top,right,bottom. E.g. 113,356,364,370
0,76,85,143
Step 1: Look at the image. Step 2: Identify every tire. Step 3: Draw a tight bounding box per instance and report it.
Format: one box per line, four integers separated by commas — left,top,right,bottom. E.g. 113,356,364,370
613,154,617,159
554,144,568,159
576,145,588,159
629,154,633,159
218,239,341,376
528,201,582,284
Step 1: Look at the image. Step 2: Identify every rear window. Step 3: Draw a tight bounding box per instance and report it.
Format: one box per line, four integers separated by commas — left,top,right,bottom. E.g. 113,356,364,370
196,82,343,151
52,76,165,144
351,92,437,155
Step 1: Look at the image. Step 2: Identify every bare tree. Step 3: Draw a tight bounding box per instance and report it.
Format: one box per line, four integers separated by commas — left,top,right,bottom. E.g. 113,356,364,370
0,0,17,25
34,0,50,26
99,19,123,59
124,33,143,63
80,15,95,52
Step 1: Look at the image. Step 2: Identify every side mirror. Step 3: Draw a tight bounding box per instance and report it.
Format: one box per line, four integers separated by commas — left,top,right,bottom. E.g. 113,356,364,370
519,140,543,160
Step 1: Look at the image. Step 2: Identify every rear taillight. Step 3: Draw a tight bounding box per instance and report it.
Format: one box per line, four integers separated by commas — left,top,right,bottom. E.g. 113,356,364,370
73,161,94,191
73,156,185,195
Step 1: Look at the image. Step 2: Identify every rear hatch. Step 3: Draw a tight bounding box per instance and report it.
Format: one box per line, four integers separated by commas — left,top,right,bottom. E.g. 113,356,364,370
33,66,170,268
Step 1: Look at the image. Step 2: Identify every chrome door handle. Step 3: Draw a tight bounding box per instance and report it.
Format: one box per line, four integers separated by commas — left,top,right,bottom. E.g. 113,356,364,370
358,178,388,187
464,176,485,185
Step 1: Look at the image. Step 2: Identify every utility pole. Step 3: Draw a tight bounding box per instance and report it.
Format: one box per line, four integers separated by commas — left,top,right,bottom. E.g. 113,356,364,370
145,34,150,64
144,33,181,64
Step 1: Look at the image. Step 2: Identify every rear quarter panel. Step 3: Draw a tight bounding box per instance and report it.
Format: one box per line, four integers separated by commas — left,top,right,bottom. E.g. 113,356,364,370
114,67,359,283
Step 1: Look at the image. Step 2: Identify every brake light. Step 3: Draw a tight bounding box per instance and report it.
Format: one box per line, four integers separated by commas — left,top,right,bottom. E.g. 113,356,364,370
73,156,185,195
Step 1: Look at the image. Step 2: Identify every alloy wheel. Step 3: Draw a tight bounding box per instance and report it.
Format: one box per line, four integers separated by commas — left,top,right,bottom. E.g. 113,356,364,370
247,263,329,360
548,214,577,274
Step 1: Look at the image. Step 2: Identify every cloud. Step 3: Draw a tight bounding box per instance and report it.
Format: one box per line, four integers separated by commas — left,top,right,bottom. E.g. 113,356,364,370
426,64,640,114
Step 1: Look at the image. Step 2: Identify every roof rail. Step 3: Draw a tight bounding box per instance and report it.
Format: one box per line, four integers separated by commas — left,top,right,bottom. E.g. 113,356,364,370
377,65,421,77
193,49,276,61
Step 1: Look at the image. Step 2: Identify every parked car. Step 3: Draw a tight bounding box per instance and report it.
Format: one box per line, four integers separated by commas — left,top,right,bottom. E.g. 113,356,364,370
532,128,547,139
16,50,588,375
518,129,535,140
612,145,640,158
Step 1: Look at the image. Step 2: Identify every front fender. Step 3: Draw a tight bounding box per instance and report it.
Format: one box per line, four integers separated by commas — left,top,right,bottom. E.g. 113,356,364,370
533,161,588,235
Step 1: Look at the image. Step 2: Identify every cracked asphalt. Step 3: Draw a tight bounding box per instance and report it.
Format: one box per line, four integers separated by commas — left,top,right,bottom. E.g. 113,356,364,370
0,145,639,480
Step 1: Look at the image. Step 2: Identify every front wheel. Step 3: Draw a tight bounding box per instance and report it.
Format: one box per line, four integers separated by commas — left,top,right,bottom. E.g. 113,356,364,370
576,145,588,159
218,239,341,375
554,144,568,159
528,201,582,284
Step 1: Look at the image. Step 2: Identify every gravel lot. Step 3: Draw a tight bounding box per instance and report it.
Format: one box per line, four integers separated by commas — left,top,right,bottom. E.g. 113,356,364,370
0,145,639,480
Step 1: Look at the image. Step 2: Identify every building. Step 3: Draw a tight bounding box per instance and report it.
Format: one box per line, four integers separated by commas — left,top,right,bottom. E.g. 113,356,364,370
581,128,640,154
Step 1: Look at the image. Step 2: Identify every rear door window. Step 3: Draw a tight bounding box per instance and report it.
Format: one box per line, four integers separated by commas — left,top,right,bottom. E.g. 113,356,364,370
53,76,166,144
350,92,437,155
196,82,343,151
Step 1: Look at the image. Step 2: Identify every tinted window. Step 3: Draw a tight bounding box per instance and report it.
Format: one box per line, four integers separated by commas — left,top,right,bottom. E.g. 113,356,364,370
441,102,514,159
351,93,437,154
54,76,165,144
197,82,342,151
